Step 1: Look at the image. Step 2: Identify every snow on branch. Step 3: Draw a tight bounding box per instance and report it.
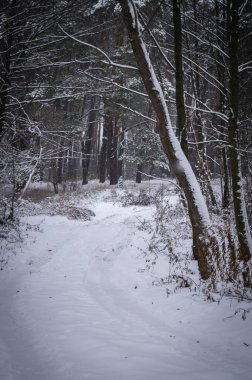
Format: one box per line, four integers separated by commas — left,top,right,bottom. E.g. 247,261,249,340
239,61,252,73
114,102,156,123
84,69,149,98
58,24,138,71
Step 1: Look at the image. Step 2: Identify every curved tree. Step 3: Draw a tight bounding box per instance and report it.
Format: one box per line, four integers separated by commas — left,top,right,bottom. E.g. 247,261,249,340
118,0,220,280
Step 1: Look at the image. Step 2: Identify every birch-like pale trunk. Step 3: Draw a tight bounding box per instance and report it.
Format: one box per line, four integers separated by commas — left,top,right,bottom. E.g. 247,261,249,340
20,146,43,199
119,0,218,280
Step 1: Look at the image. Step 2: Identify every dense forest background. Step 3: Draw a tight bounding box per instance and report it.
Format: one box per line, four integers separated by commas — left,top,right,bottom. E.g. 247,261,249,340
0,0,251,285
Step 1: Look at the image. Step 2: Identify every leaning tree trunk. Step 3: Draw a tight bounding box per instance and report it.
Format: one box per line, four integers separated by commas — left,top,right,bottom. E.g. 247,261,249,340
227,0,252,264
119,0,219,280
173,0,188,157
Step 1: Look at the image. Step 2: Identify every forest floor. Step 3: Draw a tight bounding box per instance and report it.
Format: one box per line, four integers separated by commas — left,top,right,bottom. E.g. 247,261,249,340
0,180,251,380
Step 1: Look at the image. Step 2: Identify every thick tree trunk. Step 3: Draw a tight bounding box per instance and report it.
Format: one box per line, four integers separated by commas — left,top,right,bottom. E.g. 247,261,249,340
99,118,108,183
227,0,252,263
98,98,110,183
173,0,188,157
99,99,119,184
119,0,217,280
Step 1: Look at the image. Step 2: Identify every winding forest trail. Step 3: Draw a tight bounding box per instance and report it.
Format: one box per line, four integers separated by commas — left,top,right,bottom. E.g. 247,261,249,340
0,200,251,380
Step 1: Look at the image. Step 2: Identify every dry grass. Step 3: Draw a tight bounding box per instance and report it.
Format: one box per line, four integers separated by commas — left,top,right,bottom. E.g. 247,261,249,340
23,188,55,203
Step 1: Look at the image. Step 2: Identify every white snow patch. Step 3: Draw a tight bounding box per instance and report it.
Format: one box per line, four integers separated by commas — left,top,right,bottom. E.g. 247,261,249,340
0,187,251,380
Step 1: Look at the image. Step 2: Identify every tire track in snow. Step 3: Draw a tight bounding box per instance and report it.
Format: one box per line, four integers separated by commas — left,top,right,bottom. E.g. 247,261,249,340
1,202,251,380
8,204,178,379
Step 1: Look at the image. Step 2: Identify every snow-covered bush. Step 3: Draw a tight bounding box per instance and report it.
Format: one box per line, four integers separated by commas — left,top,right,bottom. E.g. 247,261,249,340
0,218,22,270
0,141,40,222
18,195,95,221
121,188,154,206
138,183,252,300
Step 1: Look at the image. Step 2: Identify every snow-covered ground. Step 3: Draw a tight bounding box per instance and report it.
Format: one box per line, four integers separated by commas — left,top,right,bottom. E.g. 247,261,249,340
0,181,251,380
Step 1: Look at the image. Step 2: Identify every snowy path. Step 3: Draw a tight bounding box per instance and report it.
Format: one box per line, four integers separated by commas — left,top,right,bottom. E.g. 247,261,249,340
0,201,251,380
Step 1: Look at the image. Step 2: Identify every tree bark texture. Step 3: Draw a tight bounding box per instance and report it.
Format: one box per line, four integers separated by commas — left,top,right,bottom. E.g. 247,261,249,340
108,113,119,185
99,125,108,184
99,99,120,184
136,163,142,183
82,97,96,185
